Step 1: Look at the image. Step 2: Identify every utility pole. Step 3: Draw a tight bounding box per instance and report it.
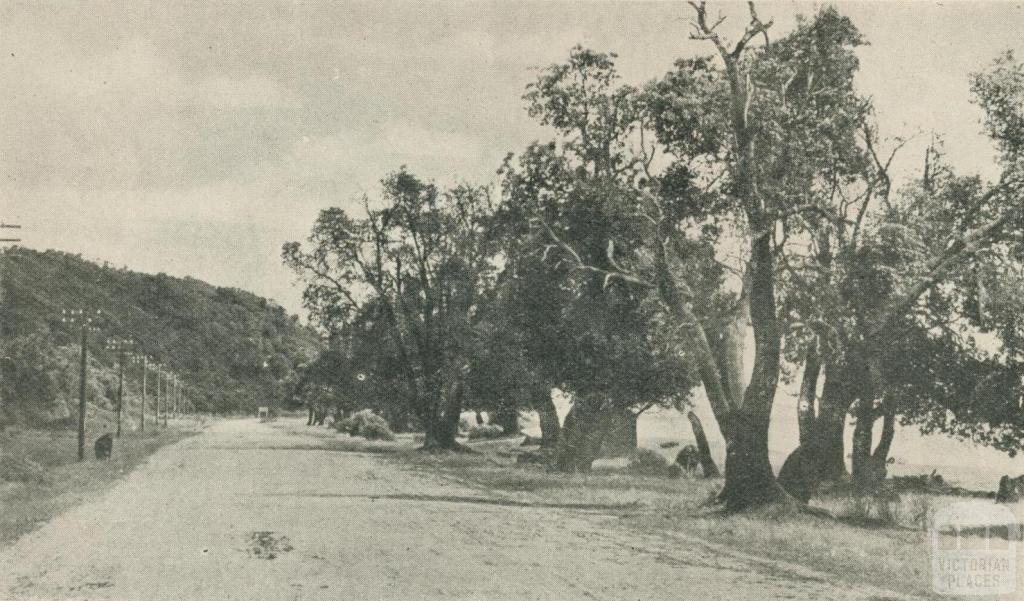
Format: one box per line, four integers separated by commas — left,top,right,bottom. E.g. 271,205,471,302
0,222,22,427
62,309,101,461
138,355,149,434
154,364,162,428
163,372,170,428
105,338,134,438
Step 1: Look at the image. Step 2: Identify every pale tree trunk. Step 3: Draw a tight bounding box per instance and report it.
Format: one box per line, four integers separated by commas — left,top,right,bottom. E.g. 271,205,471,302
707,234,791,510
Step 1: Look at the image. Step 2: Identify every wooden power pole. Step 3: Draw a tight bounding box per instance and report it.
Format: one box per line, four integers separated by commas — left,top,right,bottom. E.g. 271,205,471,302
62,309,100,461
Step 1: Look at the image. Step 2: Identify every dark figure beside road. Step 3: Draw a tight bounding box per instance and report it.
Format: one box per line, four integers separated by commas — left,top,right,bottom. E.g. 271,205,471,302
675,445,700,474
94,433,113,460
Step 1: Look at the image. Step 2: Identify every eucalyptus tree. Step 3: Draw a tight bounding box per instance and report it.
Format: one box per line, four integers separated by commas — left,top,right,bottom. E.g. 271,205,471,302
495,140,697,471
496,44,703,471
283,170,496,450
778,50,1024,495
506,4,882,509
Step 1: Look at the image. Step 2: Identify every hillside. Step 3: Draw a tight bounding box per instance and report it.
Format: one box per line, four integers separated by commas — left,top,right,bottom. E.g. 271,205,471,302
0,247,321,426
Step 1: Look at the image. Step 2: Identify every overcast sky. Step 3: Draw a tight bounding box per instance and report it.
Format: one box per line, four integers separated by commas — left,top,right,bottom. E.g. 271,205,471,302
2,1,1022,316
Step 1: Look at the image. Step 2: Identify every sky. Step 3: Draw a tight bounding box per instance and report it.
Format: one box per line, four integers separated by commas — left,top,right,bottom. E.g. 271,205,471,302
1,1,1022,316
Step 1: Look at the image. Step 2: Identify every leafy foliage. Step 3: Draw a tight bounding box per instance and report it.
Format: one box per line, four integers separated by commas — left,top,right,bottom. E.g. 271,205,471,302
284,169,496,448
335,409,395,441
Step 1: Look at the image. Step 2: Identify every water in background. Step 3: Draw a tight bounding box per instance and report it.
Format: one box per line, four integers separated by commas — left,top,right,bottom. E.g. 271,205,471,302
515,385,1022,492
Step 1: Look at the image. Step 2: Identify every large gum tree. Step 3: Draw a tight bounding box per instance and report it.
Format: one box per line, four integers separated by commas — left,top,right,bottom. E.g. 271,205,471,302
506,3,880,509
283,170,495,450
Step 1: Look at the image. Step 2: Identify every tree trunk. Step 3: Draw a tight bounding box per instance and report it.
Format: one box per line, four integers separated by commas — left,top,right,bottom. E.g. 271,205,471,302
720,408,790,510
533,387,561,449
872,408,896,467
796,343,821,445
420,371,465,452
776,444,816,503
383,403,412,433
780,347,823,501
717,233,792,511
307,405,314,426
422,418,461,450
422,394,462,451
686,411,720,478
805,365,853,480
601,409,637,457
855,406,897,488
490,402,520,436
850,399,876,489
553,399,611,472
814,405,851,481
778,362,858,501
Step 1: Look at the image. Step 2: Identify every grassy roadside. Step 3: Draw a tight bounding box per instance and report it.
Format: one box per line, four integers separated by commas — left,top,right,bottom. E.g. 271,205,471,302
0,421,202,549
306,430,947,599
269,420,1021,599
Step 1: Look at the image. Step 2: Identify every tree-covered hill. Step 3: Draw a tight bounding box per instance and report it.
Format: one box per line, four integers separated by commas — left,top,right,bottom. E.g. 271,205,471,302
0,247,322,425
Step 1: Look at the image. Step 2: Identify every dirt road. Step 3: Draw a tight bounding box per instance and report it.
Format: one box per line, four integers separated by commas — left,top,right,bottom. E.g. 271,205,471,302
0,419,915,600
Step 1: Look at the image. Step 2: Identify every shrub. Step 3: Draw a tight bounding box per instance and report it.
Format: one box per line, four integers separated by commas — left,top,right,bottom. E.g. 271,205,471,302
458,416,472,433
840,491,904,526
360,417,396,441
627,448,668,476
333,409,395,441
333,415,356,435
0,451,47,483
467,424,504,440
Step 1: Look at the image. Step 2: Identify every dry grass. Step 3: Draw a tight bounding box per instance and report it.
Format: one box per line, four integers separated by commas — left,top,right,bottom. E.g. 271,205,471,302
273,421,1024,598
386,440,953,598
0,421,200,549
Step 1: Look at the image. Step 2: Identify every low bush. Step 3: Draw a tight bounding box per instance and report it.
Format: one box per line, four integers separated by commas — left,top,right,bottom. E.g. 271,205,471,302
333,416,356,435
0,451,47,483
627,448,669,476
838,491,904,526
360,417,396,441
334,410,395,441
467,424,504,440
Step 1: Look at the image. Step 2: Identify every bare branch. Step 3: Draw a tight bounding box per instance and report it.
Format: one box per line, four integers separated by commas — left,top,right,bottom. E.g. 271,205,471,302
537,217,655,289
